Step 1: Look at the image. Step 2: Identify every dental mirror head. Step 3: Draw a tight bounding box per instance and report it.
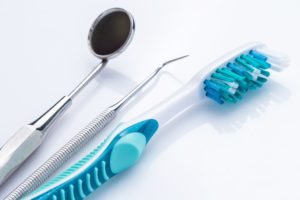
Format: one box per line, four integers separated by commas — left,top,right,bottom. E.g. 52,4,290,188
88,8,135,60
68,8,135,99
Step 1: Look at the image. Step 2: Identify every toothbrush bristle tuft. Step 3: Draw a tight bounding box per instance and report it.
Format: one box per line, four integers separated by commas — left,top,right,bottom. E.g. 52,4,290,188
203,47,287,104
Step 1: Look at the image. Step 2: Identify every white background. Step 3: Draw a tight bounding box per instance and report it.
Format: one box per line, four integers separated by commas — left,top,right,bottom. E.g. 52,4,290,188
0,0,299,199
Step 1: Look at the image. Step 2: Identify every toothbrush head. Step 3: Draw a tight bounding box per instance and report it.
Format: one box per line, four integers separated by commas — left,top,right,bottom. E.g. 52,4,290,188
203,43,289,104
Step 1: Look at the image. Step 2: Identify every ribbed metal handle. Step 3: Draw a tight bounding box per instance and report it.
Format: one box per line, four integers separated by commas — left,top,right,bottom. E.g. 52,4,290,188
5,108,116,200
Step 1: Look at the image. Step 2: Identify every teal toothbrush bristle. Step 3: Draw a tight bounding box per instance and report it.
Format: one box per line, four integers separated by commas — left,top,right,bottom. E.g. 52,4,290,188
204,49,272,104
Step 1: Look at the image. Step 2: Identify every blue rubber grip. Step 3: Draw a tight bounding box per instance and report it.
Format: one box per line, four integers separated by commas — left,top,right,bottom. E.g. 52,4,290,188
26,119,159,200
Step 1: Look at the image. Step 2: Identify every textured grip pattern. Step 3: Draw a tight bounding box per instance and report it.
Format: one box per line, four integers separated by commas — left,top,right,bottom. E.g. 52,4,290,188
5,108,116,200
27,133,147,200
30,139,114,200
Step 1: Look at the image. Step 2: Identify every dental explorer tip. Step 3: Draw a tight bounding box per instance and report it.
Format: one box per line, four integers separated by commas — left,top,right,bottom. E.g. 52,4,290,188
161,55,189,68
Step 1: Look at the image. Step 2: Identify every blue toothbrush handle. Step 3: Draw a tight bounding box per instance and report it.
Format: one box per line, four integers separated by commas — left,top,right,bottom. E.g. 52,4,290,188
26,119,159,200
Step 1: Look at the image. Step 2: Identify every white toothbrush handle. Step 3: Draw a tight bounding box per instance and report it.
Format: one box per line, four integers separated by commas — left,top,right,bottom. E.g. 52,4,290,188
130,82,202,129
23,82,204,199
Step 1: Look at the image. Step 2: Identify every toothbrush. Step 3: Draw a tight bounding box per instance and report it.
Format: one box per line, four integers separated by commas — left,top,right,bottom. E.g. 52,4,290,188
23,42,288,200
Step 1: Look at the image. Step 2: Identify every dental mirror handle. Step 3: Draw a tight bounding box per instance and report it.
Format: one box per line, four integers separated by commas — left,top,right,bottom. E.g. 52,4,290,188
0,61,107,186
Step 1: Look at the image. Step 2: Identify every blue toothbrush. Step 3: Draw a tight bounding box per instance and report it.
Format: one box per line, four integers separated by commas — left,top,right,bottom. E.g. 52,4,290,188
23,42,289,200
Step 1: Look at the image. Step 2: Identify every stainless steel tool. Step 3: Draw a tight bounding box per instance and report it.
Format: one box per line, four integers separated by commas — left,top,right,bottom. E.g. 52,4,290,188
5,55,188,200
0,8,135,186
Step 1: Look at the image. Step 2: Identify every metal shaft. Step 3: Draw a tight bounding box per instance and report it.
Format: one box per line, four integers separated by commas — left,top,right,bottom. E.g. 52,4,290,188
111,55,189,110
68,60,108,99
30,60,108,134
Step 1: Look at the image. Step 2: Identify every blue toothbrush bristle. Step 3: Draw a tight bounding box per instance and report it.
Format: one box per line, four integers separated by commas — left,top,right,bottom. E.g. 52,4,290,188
204,49,273,104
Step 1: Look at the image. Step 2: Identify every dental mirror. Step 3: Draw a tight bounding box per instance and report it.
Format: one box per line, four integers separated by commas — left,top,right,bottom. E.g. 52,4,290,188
0,8,135,186
70,8,135,98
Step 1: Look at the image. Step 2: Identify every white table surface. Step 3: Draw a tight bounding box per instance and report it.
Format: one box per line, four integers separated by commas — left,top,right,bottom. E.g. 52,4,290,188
0,0,299,199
